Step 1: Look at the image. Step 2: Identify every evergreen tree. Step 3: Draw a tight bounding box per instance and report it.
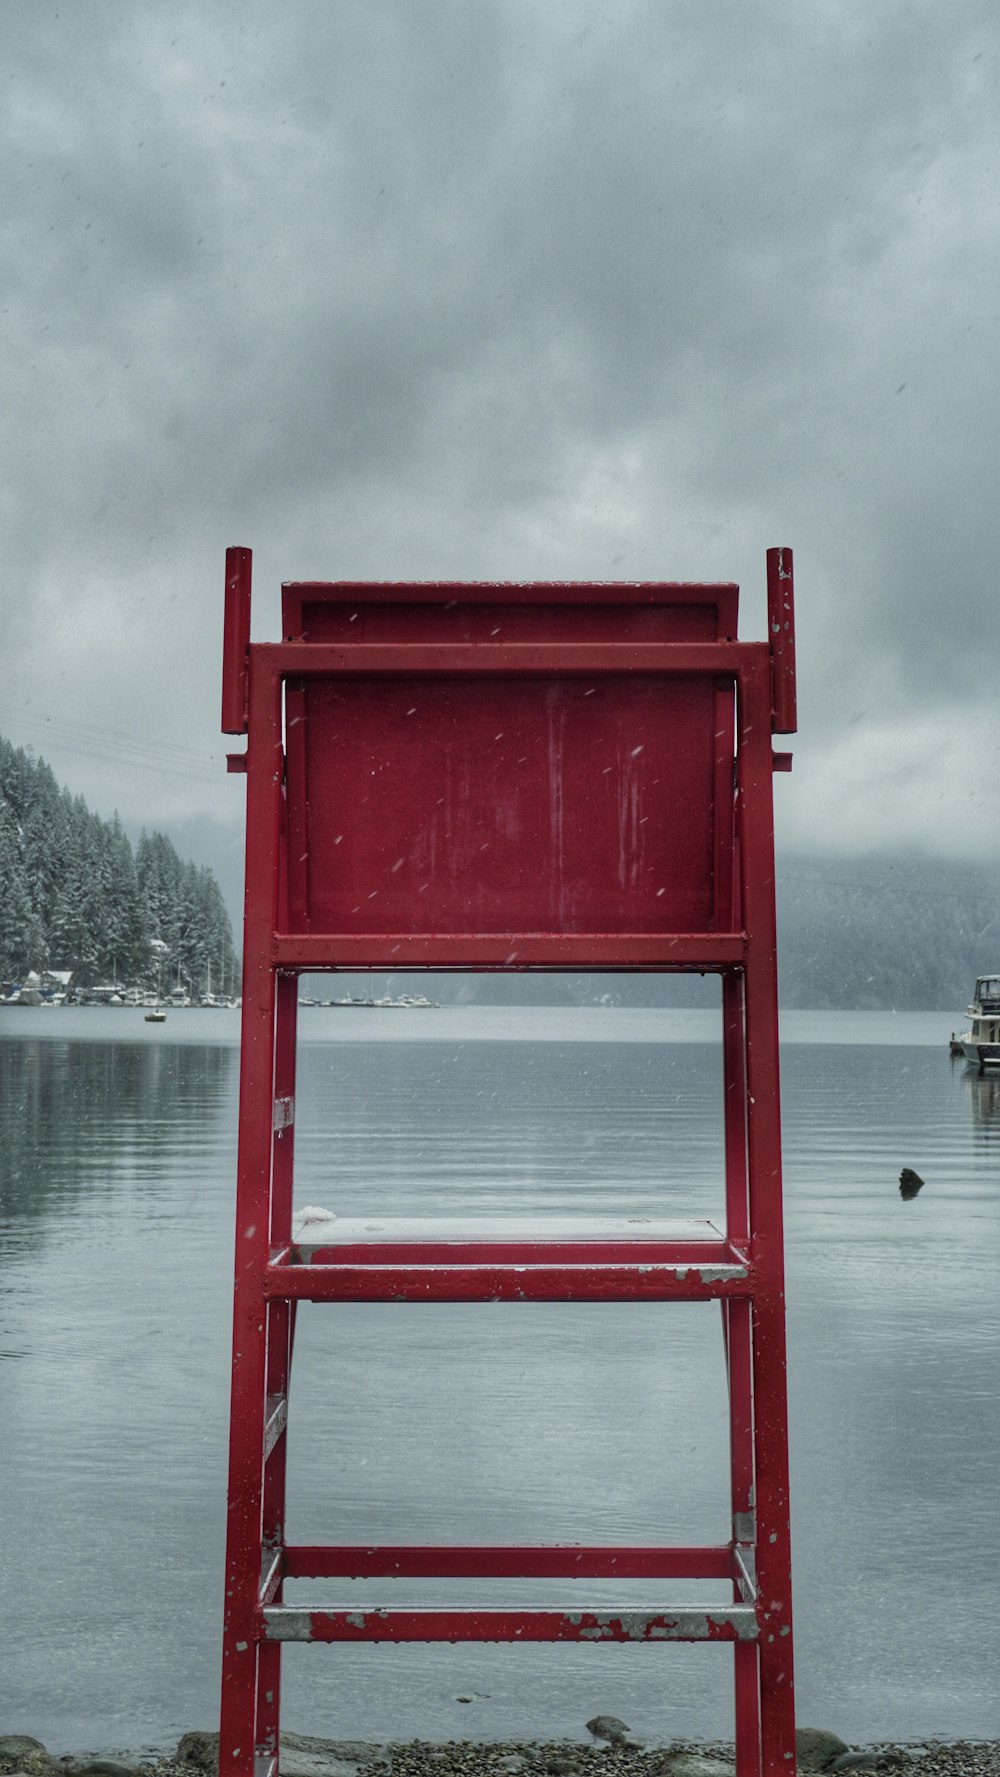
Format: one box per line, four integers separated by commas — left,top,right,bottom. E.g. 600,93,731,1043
0,735,239,993
0,801,40,975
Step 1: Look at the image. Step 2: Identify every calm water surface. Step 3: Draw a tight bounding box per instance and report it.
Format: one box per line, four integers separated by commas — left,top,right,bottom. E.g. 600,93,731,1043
1,1006,997,1749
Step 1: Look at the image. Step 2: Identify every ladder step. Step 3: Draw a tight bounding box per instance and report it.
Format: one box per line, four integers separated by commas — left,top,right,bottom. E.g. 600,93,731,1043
278,1215,750,1300
290,1212,728,1253
266,1261,750,1302
262,1603,758,1643
282,1543,736,1580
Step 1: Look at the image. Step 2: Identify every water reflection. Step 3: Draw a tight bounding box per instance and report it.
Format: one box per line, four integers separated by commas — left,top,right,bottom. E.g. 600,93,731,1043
294,1036,726,1220
963,1066,1000,1141
0,1037,233,1248
0,1016,997,1751
1,1031,237,1754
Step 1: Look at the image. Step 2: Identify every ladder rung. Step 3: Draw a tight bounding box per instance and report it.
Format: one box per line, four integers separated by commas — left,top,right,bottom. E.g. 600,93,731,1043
262,1603,758,1643
265,1261,750,1302
283,1543,736,1580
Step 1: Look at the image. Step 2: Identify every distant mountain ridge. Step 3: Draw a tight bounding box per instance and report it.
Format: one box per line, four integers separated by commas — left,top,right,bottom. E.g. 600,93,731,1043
320,854,997,1013
774,854,998,1011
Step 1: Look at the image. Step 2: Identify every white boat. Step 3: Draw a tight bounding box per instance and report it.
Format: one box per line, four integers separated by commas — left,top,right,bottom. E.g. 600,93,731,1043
330,992,438,1008
957,974,1000,1070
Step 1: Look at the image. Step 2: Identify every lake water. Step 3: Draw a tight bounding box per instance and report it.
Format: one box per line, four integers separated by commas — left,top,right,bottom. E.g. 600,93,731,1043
1,1005,998,1752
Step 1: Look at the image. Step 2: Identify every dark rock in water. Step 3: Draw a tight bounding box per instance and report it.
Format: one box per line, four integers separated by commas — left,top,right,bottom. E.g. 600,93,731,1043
899,1167,925,1200
796,1728,851,1771
584,1719,643,1750
585,1719,631,1744
830,1756,882,1772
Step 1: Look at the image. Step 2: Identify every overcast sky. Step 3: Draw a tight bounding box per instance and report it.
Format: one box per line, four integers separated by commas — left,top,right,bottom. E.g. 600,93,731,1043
4,1,999,924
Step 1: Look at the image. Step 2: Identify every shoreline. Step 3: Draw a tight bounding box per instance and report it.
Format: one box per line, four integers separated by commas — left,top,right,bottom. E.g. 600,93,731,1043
5,1731,1000,1777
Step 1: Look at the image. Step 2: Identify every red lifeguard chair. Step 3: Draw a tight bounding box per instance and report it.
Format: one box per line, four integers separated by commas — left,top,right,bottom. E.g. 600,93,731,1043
219,549,798,1777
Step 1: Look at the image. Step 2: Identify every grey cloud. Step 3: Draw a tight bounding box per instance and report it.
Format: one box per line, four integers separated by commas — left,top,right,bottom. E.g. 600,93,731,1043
2,0,998,866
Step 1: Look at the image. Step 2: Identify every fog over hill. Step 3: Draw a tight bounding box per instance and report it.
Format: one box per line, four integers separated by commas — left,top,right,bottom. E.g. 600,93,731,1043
311,855,997,1014
774,855,998,1011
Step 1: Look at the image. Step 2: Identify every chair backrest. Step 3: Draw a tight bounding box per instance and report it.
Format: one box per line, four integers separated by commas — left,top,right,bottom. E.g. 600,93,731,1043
280,580,739,943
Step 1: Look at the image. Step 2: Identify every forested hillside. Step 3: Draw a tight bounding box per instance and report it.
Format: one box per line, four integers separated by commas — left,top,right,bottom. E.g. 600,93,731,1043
0,736,239,993
774,855,999,1010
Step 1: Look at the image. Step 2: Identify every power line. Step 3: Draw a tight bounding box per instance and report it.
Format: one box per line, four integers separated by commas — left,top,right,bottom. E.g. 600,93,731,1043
2,711,224,784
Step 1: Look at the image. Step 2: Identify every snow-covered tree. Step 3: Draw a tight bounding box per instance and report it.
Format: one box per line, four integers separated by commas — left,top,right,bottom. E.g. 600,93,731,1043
0,735,239,990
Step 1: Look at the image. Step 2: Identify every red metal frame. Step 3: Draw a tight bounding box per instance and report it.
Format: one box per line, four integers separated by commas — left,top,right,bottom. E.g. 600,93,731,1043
220,549,797,1777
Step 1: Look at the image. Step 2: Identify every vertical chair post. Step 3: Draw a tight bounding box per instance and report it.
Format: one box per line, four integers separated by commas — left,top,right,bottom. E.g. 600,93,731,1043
766,547,796,737
722,971,760,1773
222,546,252,736
738,655,795,1776
256,972,299,1767
221,657,285,1777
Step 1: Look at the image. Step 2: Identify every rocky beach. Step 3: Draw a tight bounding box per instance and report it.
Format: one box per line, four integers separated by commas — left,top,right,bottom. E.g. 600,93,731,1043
3,1724,999,1777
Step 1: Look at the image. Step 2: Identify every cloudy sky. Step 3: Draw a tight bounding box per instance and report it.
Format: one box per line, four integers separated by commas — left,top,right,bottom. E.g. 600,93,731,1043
4,1,999,923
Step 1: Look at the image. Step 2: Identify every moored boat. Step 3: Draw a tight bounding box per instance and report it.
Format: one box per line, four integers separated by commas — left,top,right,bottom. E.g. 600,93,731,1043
957,974,1000,1071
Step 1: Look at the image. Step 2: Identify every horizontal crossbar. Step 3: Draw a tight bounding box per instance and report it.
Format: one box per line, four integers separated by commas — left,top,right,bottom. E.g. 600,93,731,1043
292,1239,735,1264
264,1261,751,1302
283,579,738,603
282,1544,735,1579
262,1604,758,1643
271,933,748,969
256,640,764,678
